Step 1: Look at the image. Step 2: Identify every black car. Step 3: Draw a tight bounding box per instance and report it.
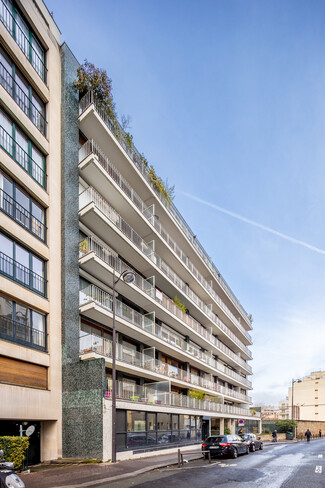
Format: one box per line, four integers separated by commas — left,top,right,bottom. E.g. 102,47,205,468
202,434,249,459
240,433,263,451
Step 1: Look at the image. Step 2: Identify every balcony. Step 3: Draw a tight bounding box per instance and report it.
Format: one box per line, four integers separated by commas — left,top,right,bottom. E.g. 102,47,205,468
79,236,252,372
0,315,46,351
79,140,251,338
0,188,46,241
79,92,251,328
79,285,252,390
0,0,47,81
0,62,47,135
108,381,256,417
0,125,46,188
0,251,46,296
79,187,252,352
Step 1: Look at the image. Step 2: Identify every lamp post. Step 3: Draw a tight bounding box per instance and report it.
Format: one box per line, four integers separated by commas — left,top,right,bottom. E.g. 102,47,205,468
111,268,135,463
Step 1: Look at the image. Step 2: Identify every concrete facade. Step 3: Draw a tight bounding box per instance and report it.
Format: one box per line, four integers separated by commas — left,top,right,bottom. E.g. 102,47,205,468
290,372,325,421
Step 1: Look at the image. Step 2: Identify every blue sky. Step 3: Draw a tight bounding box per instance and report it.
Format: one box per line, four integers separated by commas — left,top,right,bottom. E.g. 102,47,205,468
46,0,325,405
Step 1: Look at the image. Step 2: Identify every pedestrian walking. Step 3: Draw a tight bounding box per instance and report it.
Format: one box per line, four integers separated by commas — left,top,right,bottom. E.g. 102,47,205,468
305,429,311,443
319,430,322,438
272,430,277,442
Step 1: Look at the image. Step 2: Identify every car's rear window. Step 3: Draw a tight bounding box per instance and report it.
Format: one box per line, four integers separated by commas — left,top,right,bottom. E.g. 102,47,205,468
205,436,226,443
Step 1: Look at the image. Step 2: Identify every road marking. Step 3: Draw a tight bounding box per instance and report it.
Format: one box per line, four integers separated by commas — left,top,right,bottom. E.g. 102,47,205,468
315,465,322,473
318,454,323,458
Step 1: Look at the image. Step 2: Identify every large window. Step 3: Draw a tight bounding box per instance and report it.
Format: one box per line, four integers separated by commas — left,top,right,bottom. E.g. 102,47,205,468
116,410,202,451
0,107,46,187
0,232,46,296
0,0,46,80
0,170,46,240
0,293,46,350
0,48,46,134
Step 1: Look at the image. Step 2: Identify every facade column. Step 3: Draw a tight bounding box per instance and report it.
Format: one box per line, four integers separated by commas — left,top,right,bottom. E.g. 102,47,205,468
230,418,235,434
219,417,225,435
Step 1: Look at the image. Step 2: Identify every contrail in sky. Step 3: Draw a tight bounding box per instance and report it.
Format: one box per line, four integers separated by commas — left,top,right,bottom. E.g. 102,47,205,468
181,191,325,255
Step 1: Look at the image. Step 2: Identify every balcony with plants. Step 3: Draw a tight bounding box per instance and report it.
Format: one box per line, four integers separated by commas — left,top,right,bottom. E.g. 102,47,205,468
74,61,252,329
79,235,252,373
79,284,252,390
79,186,252,352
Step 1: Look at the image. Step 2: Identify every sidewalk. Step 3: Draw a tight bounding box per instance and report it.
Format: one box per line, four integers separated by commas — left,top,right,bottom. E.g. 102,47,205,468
20,450,203,488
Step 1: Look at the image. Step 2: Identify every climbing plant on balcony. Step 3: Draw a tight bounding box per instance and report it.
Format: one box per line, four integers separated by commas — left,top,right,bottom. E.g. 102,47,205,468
74,60,175,206
173,295,187,314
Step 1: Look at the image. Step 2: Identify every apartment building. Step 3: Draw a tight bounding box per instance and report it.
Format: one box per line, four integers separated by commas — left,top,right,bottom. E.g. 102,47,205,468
289,372,325,421
60,49,260,459
0,0,62,463
278,399,289,420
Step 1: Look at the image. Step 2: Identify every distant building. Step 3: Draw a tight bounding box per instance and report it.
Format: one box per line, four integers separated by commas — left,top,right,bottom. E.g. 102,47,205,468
278,398,290,419
290,372,325,421
260,405,279,420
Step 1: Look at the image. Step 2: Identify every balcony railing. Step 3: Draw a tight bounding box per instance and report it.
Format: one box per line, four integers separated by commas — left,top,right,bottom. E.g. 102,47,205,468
0,62,47,135
79,139,251,338
79,285,252,390
79,92,251,326
0,315,46,350
0,251,46,296
0,188,46,241
79,187,252,350
0,125,46,188
79,236,252,373
0,0,47,81
107,381,256,416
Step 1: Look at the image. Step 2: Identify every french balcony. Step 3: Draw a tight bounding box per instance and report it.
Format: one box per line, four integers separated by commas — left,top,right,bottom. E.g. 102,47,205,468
0,62,47,135
0,125,46,188
0,315,46,351
0,251,46,296
79,92,252,328
0,188,46,241
79,140,252,339
0,0,47,82
107,381,256,417
79,187,252,354
79,285,252,390
79,236,252,374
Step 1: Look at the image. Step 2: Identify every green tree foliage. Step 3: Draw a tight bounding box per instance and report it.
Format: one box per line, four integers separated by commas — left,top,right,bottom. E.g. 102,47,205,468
224,427,231,435
188,389,206,400
275,419,297,433
0,436,29,470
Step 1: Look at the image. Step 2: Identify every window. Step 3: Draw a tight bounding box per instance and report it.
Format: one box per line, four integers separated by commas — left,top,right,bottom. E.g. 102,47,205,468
0,107,46,187
0,293,46,350
0,170,46,240
0,0,46,80
0,47,46,134
0,231,46,295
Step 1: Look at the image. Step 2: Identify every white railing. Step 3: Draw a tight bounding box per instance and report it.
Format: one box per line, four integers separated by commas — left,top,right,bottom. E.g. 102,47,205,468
79,187,253,352
79,285,252,390
79,92,252,327
79,236,253,374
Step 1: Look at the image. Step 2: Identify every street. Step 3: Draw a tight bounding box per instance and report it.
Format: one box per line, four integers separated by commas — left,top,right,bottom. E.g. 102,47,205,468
104,439,325,488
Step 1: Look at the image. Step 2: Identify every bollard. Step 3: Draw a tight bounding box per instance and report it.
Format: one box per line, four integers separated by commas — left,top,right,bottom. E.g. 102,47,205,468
178,449,181,468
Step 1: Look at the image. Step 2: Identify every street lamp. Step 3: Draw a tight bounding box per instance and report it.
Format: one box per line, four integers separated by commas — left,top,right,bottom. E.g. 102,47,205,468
111,268,135,463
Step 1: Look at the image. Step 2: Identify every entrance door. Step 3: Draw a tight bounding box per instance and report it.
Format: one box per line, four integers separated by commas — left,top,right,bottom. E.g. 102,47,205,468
202,420,209,440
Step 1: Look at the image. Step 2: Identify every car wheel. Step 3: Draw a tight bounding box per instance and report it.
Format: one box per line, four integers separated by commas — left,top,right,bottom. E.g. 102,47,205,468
231,448,238,459
246,446,250,454
251,444,256,452
260,444,264,450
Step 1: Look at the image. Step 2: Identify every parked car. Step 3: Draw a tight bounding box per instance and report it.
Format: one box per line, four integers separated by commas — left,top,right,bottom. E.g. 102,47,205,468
240,433,263,451
202,434,249,459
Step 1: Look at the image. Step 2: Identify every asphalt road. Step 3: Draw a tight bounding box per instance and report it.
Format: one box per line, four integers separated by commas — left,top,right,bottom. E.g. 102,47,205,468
105,439,325,488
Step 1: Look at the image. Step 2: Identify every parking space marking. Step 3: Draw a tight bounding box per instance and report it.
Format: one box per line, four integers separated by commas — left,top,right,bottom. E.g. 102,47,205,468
315,465,322,473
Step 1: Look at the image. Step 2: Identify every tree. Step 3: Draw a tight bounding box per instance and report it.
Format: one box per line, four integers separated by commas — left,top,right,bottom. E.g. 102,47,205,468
275,419,297,433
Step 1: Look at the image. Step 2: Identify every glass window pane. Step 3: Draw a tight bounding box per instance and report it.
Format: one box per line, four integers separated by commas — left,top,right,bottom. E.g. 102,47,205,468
31,201,45,239
172,415,179,431
116,410,126,433
32,255,44,293
31,92,45,132
0,233,13,257
15,244,29,267
31,145,45,185
15,244,29,286
0,295,13,337
127,411,146,432
0,110,13,155
15,128,29,170
15,72,29,115
0,233,13,277
157,413,171,431
0,0,13,34
0,171,13,217
31,310,45,347
15,12,29,57
31,36,45,78
147,413,156,431
15,187,30,228
15,303,30,342
0,48,13,95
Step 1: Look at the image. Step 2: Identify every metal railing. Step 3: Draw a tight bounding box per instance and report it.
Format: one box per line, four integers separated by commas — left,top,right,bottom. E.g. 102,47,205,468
79,285,252,389
79,139,251,338
0,62,47,135
0,188,46,241
0,125,46,188
79,187,253,351
79,91,251,326
79,236,252,373
105,381,256,416
0,0,47,81
0,315,46,350
0,251,46,296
